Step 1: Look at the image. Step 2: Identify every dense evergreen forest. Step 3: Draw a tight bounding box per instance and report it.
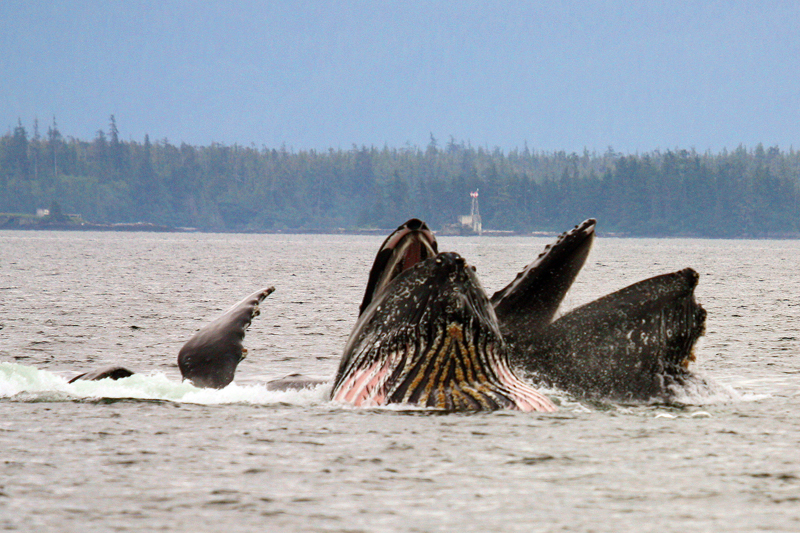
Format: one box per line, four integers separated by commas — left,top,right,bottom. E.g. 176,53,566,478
2,116,799,237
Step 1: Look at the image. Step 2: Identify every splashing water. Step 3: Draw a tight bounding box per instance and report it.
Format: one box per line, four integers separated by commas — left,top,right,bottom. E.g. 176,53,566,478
0,362,330,406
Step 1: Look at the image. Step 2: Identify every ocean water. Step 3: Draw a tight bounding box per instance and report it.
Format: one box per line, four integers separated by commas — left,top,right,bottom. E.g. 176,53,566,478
1,229,798,532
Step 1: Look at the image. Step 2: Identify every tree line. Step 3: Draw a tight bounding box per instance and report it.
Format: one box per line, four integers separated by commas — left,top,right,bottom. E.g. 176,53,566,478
2,117,799,237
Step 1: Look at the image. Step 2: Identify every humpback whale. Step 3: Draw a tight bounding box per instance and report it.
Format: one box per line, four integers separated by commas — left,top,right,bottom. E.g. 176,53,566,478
486,220,706,400
509,268,706,399
358,218,707,401
331,252,556,411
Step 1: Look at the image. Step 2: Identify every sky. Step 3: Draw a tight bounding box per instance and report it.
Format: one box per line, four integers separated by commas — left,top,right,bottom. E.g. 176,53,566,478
2,0,799,154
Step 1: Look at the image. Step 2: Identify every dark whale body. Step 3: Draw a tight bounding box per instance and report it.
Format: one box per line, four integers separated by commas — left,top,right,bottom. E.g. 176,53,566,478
507,268,707,400
489,220,707,400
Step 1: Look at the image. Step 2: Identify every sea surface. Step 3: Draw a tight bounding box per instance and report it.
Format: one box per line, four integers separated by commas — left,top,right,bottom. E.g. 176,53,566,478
1,229,798,532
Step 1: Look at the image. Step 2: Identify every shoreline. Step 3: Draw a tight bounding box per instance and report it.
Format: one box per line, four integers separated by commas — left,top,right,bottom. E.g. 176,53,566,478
2,221,799,239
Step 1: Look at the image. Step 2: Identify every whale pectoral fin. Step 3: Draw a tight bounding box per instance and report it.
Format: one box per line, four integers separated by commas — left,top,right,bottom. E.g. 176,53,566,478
510,268,706,400
491,219,595,340
178,286,275,389
68,366,135,383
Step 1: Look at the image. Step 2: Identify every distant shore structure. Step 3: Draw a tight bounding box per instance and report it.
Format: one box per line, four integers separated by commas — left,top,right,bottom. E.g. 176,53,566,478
439,190,483,236
457,190,482,235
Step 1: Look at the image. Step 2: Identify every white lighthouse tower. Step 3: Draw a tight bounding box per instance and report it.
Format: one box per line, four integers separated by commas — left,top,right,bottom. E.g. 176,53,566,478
458,190,482,235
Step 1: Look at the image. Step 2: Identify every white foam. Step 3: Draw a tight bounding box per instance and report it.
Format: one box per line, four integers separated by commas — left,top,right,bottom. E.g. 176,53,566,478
0,362,752,412
0,362,329,406
0,362,69,397
654,412,677,419
665,371,741,404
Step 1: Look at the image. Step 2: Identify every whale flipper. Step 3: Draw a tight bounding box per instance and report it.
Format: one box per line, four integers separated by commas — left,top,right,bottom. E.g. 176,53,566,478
178,287,275,389
492,218,596,336
68,365,135,383
509,269,707,400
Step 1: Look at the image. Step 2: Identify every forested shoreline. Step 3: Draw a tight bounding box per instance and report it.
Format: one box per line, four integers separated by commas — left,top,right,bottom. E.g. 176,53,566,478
2,117,799,237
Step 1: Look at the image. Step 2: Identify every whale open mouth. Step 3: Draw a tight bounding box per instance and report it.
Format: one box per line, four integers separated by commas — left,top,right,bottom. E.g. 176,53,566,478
335,252,555,412
359,218,438,314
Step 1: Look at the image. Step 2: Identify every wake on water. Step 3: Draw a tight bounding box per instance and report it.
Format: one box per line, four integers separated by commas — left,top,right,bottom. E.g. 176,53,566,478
1,361,741,411
0,362,330,406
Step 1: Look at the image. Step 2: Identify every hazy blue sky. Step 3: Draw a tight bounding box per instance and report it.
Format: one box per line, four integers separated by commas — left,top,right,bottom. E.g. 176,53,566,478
2,1,798,153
